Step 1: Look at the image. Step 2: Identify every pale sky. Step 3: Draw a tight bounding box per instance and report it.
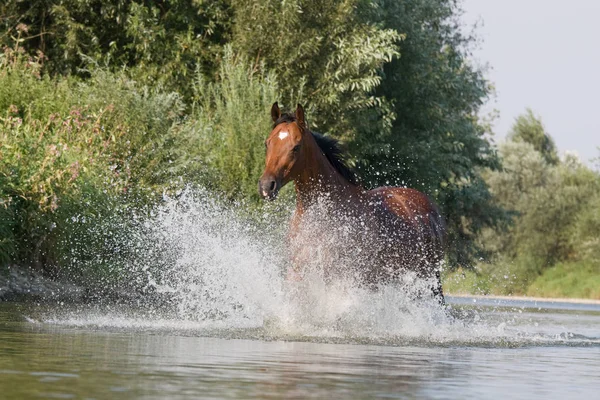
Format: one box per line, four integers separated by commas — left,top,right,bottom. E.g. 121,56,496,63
461,0,600,164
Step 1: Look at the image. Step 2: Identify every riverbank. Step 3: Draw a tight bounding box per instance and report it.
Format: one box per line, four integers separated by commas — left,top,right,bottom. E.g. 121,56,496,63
447,293,600,306
0,266,84,302
443,262,600,301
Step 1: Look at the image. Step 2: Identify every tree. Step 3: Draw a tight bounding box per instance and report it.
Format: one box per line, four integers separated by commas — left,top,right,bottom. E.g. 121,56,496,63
0,0,231,96
480,117,600,292
231,0,401,139
508,108,559,165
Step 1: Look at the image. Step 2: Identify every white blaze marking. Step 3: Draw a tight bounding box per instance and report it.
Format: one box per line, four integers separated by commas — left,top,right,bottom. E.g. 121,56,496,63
278,131,289,140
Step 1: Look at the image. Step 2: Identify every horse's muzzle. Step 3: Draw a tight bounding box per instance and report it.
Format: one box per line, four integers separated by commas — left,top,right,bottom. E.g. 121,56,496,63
258,176,280,200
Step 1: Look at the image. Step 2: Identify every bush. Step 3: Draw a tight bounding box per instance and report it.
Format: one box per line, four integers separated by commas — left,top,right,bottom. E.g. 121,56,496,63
0,51,184,274
0,0,230,96
0,47,295,280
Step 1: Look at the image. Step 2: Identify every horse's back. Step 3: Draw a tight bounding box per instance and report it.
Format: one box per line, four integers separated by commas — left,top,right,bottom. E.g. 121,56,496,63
367,186,446,260
367,187,437,224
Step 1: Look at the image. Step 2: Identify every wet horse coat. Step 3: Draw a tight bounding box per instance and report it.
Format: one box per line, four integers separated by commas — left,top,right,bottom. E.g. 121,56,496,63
259,104,446,302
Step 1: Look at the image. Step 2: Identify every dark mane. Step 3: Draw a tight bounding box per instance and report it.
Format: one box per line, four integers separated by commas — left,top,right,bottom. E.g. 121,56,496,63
312,132,358,185
273,113,358,186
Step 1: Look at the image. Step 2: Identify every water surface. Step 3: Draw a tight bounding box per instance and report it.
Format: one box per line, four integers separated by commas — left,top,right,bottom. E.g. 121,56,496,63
1,299,598,399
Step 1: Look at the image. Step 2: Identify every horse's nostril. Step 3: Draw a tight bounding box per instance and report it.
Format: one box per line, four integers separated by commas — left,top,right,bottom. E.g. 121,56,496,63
269,181,276,191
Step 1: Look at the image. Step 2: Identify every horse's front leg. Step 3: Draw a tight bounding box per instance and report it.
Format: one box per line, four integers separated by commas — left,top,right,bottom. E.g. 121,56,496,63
286,213,305,282
432,268,445,305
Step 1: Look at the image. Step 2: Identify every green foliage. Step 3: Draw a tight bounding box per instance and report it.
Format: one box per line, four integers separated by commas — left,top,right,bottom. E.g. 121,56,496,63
479,112,600,295
0,0,230,96
508,108,559,165
442,267,490,295
0,104,122,269
231,0,401,140
527,261,600,300
353,0,504,266
444,258,600,299
0,184,15,265
0,46,294,276
480,144,593,260
183,48,281,202
569,194,600,263
447,256,600,299
0,51,184,271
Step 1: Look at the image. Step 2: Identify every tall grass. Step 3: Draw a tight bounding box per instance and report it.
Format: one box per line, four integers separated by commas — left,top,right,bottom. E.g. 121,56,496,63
185,47,281,202
527,261,600,299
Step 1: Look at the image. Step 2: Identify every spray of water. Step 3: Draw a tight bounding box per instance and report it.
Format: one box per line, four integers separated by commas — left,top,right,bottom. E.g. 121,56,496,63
44,188,599,347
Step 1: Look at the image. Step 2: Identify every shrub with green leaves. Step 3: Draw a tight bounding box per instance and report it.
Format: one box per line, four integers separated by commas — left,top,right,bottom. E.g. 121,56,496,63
0,52,183,274
0,104,122,269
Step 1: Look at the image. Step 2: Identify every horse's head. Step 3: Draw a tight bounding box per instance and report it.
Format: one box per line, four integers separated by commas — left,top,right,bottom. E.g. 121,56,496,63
259,103,308,200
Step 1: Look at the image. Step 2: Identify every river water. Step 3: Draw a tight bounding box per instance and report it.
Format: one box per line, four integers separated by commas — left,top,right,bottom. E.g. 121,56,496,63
1,298,599,399
2,191,600,398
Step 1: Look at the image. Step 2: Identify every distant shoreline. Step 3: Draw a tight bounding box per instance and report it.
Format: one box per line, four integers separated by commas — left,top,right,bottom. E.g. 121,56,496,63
447,293,600,305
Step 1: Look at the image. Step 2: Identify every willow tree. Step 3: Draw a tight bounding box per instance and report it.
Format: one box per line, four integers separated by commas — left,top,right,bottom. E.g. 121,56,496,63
231,0,401,140
370,0,507,266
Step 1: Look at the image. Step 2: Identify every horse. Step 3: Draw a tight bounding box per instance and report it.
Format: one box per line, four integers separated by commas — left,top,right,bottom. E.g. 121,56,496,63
258,103,446,303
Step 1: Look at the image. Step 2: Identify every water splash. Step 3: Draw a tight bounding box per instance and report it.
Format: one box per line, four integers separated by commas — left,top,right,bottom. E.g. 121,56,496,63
138,189,286,324
44,188,600,347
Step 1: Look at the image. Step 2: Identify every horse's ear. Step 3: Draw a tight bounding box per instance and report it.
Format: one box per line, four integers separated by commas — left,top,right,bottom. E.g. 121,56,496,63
271,102,281,123
295,104,307,130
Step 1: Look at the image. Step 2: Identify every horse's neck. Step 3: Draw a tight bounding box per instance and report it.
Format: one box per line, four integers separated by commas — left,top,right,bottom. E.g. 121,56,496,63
293,135,360,214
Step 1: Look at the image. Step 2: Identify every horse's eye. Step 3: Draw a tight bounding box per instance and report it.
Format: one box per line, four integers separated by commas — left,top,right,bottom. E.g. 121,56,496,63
292,144,301,153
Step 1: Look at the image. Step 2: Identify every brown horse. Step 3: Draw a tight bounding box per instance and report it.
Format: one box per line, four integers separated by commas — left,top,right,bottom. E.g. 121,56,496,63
259,103,446,303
